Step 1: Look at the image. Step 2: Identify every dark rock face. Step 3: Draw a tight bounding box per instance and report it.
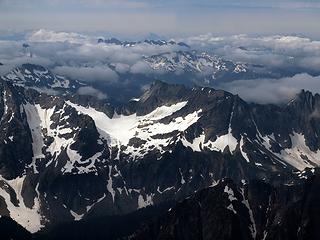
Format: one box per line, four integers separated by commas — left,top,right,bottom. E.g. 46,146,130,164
0,216,32,240
132,180,253,240
0,82,33,179
33,202,173,240
0,75,320,236
131,175,320,240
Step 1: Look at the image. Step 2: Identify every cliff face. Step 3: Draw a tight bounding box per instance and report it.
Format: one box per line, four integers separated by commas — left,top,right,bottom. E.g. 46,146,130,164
132,175,320,240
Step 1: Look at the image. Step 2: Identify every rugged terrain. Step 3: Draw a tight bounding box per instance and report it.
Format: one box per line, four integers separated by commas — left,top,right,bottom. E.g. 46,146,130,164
0,64,319,239
132,174,320,240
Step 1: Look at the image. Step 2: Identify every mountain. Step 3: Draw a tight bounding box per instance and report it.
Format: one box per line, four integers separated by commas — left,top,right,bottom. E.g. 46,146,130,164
131,174,320,240
0,74,320,237
96,37,274,88
0,63,83,93
98,38,190,48
143,51,265,85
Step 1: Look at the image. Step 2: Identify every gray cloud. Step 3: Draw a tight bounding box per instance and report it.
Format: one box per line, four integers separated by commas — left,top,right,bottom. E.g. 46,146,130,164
113,63,130,74
54,66,119,83
130,61,153,74
77,86,108,100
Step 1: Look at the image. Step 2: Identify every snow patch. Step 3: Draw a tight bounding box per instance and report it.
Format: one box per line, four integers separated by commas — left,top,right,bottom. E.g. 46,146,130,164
224,185,237,214
70,210,84,221
240,136,250,162
0,176,44,233
138,193,153,209
24,103,45,173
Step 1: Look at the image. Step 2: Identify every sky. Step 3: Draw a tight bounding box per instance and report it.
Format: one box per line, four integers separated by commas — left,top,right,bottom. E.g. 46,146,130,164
0,0,320,38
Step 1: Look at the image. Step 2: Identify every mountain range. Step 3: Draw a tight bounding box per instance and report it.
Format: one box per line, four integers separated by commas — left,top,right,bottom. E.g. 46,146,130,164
98,38,190,48
0,63,319,239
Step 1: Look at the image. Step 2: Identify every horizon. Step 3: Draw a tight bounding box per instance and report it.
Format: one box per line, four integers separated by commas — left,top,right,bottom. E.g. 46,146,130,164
0,0,320,38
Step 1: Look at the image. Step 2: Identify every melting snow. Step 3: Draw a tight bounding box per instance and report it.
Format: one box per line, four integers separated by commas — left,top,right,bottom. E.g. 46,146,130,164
261,132,320,170
24,103,46,173
70,210,84,221
138,193,153,209
67,101,188,145
224,185,237,214
0,176,44,233
181,105,238,154
181,134,205,152
24,103,94,174
240,136,250,162
107,166,116,202
240,188,257,239
67,101,202,157
279,132,320,170
181,130,238,154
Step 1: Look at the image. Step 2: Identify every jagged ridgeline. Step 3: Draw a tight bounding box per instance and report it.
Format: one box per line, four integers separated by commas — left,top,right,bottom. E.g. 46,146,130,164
0,64,320,239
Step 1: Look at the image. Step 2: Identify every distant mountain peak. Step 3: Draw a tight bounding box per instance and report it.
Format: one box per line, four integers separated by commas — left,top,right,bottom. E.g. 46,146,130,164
97,37,190,48
1,63,83,92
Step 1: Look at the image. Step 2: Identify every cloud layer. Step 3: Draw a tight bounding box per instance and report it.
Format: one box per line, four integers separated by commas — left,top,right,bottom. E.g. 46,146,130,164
0,29,320,104
183,34,320,74
77,86,107,100
221,74,320,104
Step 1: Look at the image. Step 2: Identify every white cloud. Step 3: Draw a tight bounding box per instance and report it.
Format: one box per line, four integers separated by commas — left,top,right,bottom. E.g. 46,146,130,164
27,29,92,44
221,73,320,104
183,34,320,73
0,30,187,81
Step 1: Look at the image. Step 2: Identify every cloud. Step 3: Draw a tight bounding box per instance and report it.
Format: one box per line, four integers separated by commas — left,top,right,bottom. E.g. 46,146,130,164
114,63,130,74
27,29,91,44
1,30,320,104
54,66,119,83
221,73,320,104
130,61,153,74
77,86,108,100
183,34,320,74
0,30,187,82
0,40,54,75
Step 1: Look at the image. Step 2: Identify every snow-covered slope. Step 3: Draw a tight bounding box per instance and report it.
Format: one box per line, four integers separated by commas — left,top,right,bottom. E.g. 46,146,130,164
144,51,256,84
68,100,203,158
1,64,82,93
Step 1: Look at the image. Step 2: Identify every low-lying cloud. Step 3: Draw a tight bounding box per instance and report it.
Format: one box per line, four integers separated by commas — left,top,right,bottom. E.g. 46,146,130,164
77,86,108,100
183,34,320,74
221,74,320,104
54,66,119,83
